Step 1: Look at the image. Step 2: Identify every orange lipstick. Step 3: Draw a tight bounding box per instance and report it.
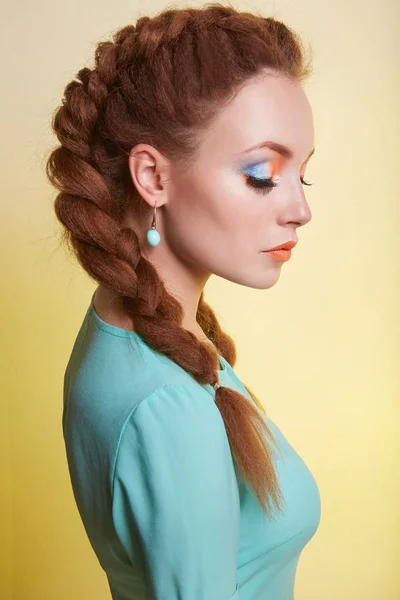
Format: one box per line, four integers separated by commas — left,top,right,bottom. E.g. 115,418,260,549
263,248,292,262
262,240,297,262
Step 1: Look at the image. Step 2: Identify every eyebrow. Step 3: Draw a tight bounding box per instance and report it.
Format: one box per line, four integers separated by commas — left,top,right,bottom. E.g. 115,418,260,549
241,140,315,161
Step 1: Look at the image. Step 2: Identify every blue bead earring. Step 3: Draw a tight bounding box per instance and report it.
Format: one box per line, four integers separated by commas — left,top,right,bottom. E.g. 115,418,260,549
146,200,161,247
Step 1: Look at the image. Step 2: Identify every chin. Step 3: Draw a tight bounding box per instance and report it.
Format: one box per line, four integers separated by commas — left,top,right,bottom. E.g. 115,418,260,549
219,264,283,290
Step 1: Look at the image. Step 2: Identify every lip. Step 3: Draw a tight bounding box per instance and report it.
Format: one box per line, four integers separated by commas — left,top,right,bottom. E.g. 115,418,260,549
263,240,297,252
262,248,292,262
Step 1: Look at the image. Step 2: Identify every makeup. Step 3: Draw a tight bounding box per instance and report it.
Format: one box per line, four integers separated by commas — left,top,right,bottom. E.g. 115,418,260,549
262,248,292,262
241,155,285,180
239,159,281,195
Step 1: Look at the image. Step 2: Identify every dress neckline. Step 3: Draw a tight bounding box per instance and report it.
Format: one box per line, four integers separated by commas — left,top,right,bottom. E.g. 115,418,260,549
88,291,226,373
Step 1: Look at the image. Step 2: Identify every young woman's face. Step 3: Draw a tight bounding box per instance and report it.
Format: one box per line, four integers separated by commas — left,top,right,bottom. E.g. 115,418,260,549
131,71,315,291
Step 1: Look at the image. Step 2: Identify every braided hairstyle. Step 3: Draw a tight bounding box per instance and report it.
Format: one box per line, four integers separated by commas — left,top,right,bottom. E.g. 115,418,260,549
46,3,313,519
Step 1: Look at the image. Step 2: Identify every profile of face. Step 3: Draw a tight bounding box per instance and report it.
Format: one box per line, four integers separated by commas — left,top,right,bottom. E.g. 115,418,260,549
127,70,315,291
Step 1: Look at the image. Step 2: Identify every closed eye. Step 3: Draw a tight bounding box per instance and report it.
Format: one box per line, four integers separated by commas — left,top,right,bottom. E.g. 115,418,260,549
243,174,313,195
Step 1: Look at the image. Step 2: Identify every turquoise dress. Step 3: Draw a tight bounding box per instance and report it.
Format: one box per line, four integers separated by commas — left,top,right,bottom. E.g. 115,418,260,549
62,292,321,599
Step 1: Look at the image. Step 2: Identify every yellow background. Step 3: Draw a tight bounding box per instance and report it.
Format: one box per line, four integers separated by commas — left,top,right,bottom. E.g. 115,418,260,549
1,0,398,598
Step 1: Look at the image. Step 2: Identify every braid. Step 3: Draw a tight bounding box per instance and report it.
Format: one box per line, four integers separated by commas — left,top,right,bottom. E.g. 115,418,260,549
47,3,313,518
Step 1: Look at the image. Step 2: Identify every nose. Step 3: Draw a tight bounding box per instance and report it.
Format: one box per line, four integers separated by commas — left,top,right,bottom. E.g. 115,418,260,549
293,201,312,227
284,194,312,229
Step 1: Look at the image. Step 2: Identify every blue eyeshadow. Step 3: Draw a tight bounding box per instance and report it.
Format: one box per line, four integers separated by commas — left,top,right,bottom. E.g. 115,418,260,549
242,163,267,178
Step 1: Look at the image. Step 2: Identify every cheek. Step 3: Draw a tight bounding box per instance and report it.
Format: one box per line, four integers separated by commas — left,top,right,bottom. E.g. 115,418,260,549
171,168,230,226
217,180,270,252
163,171,227,259
166,168,266,261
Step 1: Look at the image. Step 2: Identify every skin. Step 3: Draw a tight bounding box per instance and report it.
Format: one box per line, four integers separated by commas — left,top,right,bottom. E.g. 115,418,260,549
95,69,314,340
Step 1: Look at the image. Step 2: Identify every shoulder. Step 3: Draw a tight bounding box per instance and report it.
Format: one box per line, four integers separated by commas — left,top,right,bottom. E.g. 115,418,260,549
117,381,224,442
63,299,206,440
111,381,239,507
114,382,226,465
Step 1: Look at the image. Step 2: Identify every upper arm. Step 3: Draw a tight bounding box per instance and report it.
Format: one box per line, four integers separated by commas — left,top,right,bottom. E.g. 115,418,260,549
111,384,240,599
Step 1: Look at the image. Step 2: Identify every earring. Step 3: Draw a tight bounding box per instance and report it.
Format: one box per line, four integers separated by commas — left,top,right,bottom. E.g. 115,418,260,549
146,200,161,247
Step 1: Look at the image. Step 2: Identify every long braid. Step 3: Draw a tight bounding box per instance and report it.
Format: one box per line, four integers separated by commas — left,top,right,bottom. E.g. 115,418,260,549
47,4,313,518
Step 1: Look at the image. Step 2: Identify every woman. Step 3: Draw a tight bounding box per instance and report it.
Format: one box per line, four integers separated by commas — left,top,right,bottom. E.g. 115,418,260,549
48,4,321,598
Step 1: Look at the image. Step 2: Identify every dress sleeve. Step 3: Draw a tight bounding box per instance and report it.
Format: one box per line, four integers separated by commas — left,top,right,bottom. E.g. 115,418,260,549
111,384,240,600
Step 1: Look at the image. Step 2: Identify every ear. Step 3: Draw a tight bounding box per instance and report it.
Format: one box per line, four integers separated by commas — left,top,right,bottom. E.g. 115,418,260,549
128,144,171,209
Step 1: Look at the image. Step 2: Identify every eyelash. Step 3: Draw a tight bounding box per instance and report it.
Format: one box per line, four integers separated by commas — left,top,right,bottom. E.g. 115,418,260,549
244,175,313,195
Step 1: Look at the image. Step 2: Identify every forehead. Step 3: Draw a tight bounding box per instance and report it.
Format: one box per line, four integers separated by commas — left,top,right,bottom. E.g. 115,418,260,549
199,73,314,162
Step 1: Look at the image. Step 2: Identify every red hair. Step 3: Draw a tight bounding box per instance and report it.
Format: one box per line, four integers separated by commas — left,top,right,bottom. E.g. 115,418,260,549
46,2,313,518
